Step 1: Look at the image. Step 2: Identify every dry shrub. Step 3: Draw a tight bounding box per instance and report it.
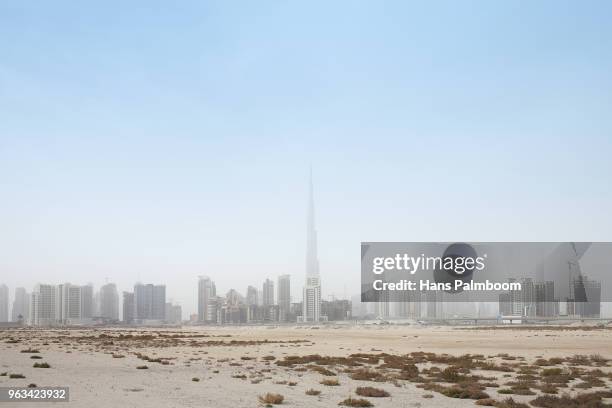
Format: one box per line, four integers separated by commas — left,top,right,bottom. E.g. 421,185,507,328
305,389,321,396
494,398,530,408
136,365,148,369
9,374,26,378
350,368,386,382
309,365,337,376
475,398,496,406
423,382,489,400
321,378,340,386
355,386,390,397
258,393,284,405
530,391,612,408
33,362,50,368
338,397,373,407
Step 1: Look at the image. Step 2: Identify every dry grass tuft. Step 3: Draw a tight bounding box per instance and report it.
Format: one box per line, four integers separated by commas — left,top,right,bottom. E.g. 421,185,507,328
494,397,530,408
350,368,386,382
355,386,390,397
9,373,26,379
258,392,284,405
338,397,373,407
321,378,340,386
305,389,321,396
530,391,612,407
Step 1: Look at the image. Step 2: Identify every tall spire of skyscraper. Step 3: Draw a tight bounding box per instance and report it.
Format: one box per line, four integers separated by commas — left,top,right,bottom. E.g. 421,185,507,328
301,168,322,323
306,167,319,278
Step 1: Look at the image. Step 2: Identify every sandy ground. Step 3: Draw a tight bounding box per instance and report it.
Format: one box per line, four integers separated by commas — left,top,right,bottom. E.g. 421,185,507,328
1,324,611,407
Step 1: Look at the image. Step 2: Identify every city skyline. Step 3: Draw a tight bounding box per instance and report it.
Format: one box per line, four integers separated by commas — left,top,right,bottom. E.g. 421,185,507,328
3,2,612,323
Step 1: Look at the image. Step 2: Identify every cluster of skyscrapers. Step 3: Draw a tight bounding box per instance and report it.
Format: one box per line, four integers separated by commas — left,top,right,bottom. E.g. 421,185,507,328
0,173,331,326
194,174,328,324
0,282,182,326
499,276,601,318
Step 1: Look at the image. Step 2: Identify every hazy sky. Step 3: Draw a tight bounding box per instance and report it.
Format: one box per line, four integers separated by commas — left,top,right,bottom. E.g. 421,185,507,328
1,1,611,316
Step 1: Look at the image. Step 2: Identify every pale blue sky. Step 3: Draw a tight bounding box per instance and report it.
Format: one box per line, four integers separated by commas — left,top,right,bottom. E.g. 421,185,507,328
1,1,611,315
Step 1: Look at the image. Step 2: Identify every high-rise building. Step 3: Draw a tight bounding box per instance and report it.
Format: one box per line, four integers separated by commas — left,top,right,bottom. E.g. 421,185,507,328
64,285,81,324
152,285,166,320
571,276,601,318
0,284,8,322
165,302,182,323
134,283,165,321
55,283,83,324
123,292,135,324
30,284,56,326
100,283,119,321
277,275,291,322
246,285,258,306
80,284,94,320
263,279,274,306
12,287,29,322
535,281,558,317
198,276,216,322
300,170,322,323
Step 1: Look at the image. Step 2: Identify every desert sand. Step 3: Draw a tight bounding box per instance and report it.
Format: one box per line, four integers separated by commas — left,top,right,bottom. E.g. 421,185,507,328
1,324,611,407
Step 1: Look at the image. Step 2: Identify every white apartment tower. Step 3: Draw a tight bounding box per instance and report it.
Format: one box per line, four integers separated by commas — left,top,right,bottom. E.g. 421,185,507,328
30,284,57,326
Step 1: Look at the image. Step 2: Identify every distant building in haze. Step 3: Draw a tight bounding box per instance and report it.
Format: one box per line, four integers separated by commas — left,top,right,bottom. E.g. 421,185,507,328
12,287,29,323
123,292,135,324
134,283,165,322
198,276,216,322
277,275,291,322
30,284,56,326
0,284,8,322
100,283,119,321
299,170,322,323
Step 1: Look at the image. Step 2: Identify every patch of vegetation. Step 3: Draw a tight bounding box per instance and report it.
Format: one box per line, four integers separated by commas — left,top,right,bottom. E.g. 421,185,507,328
9,374,26,379
530,391,612,408
33,362,51,368
136,365,148,369
350,368,386,382
305,389,321,396
338,397,373,407
20,348,40,353
258,393,284,405
320,378,340,386
494,397,530,408
192,377,199,382
422,383,489,400
309,365,337,376
355,386,390,397
30,355,43,359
